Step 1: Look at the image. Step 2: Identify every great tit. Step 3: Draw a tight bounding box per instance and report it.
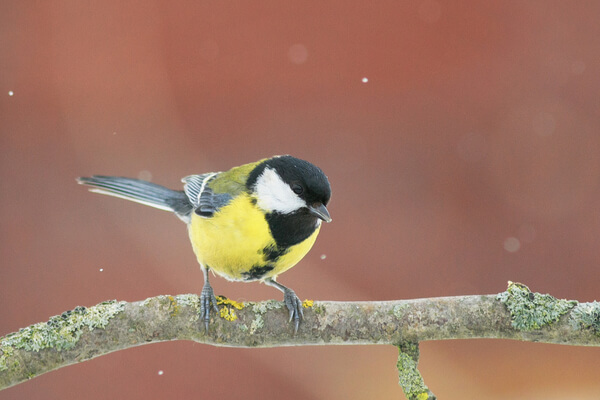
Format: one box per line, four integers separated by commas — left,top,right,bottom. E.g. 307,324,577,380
77,155,332,332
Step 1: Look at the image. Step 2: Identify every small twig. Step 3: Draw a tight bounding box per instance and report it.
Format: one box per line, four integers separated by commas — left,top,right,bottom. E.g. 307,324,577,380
397,341,436,400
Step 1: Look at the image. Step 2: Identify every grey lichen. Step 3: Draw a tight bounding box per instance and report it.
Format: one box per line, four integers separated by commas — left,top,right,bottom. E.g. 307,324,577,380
393,303,409,319
497,282,577,331
398,341,419,360
0,301,125,371
570,301,600,336
248,300,282,334
173,294,199,308
251,299,282,314
249,315,264,334
174,294,200,323
310,302,326,315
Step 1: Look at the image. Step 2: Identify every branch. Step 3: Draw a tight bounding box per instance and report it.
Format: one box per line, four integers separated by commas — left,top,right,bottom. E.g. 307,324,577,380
2,283,599,399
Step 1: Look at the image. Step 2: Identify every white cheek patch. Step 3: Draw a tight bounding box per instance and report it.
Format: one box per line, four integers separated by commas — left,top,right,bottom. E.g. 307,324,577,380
254,167,306,214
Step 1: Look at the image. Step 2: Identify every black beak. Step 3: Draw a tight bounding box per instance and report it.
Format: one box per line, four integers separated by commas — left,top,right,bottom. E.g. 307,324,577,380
308,203,332,223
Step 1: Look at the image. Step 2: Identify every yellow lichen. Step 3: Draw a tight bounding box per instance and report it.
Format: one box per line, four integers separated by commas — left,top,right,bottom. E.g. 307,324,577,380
216,296,242,322
302,300,314,308
167,295,180,317
219,307,238,321
216,296,244,309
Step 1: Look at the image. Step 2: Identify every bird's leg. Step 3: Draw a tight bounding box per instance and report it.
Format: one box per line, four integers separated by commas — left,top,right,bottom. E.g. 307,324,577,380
200,265,219,330
264,278,304,333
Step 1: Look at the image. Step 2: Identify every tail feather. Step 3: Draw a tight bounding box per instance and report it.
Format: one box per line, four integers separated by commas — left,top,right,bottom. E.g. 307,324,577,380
77,176,192,221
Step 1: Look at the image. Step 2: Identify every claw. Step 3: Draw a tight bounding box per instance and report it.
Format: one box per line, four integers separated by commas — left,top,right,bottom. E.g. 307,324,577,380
263,278,304,333
200,281,219,331
283,288,303,334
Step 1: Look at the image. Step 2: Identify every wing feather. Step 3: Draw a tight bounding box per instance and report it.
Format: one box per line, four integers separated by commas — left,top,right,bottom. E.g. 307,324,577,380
182,173,233,217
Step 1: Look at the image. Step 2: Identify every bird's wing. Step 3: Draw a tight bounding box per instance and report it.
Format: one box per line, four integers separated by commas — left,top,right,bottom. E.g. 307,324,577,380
182,172,234,217
182,160,262,218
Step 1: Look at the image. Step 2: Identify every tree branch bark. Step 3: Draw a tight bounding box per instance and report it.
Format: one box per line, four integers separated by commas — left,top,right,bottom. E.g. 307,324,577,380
2,283,599,398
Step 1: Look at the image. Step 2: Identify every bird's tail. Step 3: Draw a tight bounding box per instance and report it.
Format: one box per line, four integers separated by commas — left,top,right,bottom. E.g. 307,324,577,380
77,176,192,220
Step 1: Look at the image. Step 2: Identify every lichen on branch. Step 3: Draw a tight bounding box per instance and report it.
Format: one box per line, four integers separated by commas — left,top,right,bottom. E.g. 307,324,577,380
1,284,600,393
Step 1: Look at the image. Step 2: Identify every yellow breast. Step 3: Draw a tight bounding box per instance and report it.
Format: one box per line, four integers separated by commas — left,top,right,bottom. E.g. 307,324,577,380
188,193,320,281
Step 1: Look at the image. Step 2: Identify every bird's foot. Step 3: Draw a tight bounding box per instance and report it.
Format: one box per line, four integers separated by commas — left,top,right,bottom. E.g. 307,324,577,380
200,282,219,331
283,288,304,333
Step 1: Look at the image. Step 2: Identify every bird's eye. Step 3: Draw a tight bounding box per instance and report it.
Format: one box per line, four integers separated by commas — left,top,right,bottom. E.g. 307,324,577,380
291,184,303,195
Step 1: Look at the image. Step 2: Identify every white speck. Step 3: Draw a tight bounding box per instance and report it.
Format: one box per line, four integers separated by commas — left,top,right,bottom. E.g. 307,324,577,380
8,91,14,96
288,44,308,64
138,170,152,181
503,237,521,253
158,370,164,376
320,254,327,260
361,77,369,83
99,268,104,272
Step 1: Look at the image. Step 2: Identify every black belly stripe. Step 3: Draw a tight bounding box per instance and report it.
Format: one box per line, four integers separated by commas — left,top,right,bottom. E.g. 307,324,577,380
262,244,289,262
242,264,275,281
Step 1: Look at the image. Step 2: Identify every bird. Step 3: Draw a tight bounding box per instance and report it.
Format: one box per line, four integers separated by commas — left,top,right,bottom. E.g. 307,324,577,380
77,155,332,332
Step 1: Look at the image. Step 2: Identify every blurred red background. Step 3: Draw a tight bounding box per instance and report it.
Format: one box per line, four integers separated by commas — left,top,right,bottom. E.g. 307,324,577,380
2,1,600,399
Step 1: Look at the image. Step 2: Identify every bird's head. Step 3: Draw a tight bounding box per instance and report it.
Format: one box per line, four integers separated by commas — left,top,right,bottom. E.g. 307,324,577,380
247,155,332,223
